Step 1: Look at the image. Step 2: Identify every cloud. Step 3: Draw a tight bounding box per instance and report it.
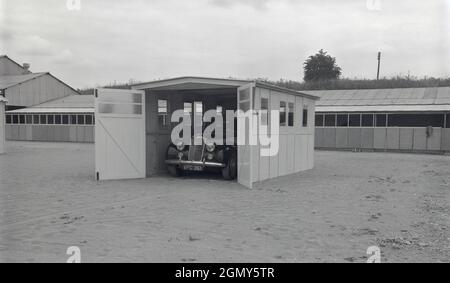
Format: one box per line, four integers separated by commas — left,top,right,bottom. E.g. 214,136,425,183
53,49,75,64
19,35,53,55
208,0,272,10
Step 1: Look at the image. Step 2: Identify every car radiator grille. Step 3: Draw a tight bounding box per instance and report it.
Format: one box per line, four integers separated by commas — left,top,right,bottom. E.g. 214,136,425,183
188,144,205,161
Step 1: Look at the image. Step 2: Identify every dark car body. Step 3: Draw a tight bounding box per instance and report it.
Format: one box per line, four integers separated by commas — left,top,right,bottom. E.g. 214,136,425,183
165,141,237,180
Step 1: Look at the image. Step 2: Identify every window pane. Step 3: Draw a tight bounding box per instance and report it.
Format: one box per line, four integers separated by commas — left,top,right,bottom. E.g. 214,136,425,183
183,102,192,114
62,115,69,125
85,115,93,125
288,102,294,127
6,115,11,124
388,114,445,127
33,115,39,124
447,114,450,128
325,115,336,127
26,115,32,124
302,106,308,127
195,102,203,114
70,115,77,125
261,98,268,126
158,99,168,114
77,115,85,125
375,114,386,127
47,115,54,124
349,114,361,127
12,115,18,124
40,115,47,124
55,115,61,124
280,102,286,126
19,115,25,124
315,115,324,127
362,114,374,127
337,115,348,127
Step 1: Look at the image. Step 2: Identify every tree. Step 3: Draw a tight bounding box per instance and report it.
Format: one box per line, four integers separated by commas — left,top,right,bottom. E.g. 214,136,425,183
303,49,342,82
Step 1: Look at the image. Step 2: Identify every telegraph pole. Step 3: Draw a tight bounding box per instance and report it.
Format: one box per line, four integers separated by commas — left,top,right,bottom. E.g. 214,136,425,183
377,52,381,80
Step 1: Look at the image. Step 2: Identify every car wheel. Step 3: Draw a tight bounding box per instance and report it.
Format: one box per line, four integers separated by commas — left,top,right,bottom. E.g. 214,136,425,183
222,152,237,180
168,165,182,177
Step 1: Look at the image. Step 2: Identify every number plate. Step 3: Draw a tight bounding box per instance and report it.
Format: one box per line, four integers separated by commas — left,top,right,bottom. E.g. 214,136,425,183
182,165,204,171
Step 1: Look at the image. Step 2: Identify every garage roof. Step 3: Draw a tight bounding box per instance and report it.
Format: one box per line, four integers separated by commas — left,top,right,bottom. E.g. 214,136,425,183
132,76,320,100
6,95,94,114
0,73,47,89
303,87,450,112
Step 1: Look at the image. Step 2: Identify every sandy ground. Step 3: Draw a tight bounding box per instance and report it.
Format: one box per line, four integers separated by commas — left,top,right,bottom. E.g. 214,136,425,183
0,141,449,263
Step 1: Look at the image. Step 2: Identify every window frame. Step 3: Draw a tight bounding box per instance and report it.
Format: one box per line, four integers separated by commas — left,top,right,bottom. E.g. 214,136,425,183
279,101,287,127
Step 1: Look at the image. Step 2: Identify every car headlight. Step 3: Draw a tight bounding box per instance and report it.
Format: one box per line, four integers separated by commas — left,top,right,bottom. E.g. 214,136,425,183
176,142,185,151
205,143,215,152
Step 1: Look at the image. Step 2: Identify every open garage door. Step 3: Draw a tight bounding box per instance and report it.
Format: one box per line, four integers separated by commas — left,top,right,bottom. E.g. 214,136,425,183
237,83,255,188
95,88,146,180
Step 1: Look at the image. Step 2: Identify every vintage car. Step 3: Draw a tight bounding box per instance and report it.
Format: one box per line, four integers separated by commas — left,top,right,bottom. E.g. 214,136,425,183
165,140,237,180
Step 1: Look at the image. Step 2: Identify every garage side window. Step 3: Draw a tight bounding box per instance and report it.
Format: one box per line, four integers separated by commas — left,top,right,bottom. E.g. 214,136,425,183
324,114,336,127
62,115,69,125
6,114,11,124
70,115,77,125
12,115,18,124
447,114,450,128
315,114,324,127
158,99,169,128
280,102,286,126
260,98,268,126
85,115,93,125
47,115,54,125
40,115,47,124
288,102,294,127
362,114,374,127
33,115,39,124
302,105,308,127
26,115,32,124
375,114,387,127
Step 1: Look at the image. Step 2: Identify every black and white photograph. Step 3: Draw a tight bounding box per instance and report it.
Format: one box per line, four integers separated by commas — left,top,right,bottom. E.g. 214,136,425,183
0,0,449,268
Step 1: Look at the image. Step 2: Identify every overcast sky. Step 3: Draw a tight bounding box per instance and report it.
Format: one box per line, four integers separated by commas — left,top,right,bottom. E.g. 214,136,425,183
1,0,449,89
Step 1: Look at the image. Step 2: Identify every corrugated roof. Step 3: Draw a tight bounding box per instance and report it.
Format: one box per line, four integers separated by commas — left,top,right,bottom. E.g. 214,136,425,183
32,94,94,108
0,73,47,89
7,107,94,114
6,95,94,114
304,87,450,107
316,105,450,113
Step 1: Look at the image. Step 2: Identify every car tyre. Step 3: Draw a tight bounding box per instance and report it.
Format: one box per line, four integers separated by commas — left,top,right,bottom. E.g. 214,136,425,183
222,152,237,180
168,165,183,177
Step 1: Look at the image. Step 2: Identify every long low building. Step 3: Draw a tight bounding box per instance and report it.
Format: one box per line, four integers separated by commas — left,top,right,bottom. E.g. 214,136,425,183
5,95,95,143
304,87,450,153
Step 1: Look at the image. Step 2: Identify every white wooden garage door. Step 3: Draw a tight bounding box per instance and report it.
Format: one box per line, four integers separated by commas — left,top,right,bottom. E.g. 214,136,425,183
95,88,146,180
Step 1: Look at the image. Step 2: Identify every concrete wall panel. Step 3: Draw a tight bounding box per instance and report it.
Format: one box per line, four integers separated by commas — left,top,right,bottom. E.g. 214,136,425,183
373,128,387,149
386,128,400,150
323,128,336,148
5,125,12,140
336,128,348,148
399,128,414,150
315,127,324,148
427,127,441,151
361,128,374,149
442,129,450,151
413,128,427,150
348,128,361,148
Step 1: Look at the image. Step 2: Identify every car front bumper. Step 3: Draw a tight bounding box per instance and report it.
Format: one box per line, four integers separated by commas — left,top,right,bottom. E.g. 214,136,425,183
165,159,226,168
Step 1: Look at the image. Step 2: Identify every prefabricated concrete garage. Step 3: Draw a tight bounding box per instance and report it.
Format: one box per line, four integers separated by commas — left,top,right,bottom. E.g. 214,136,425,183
95,77,319,188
